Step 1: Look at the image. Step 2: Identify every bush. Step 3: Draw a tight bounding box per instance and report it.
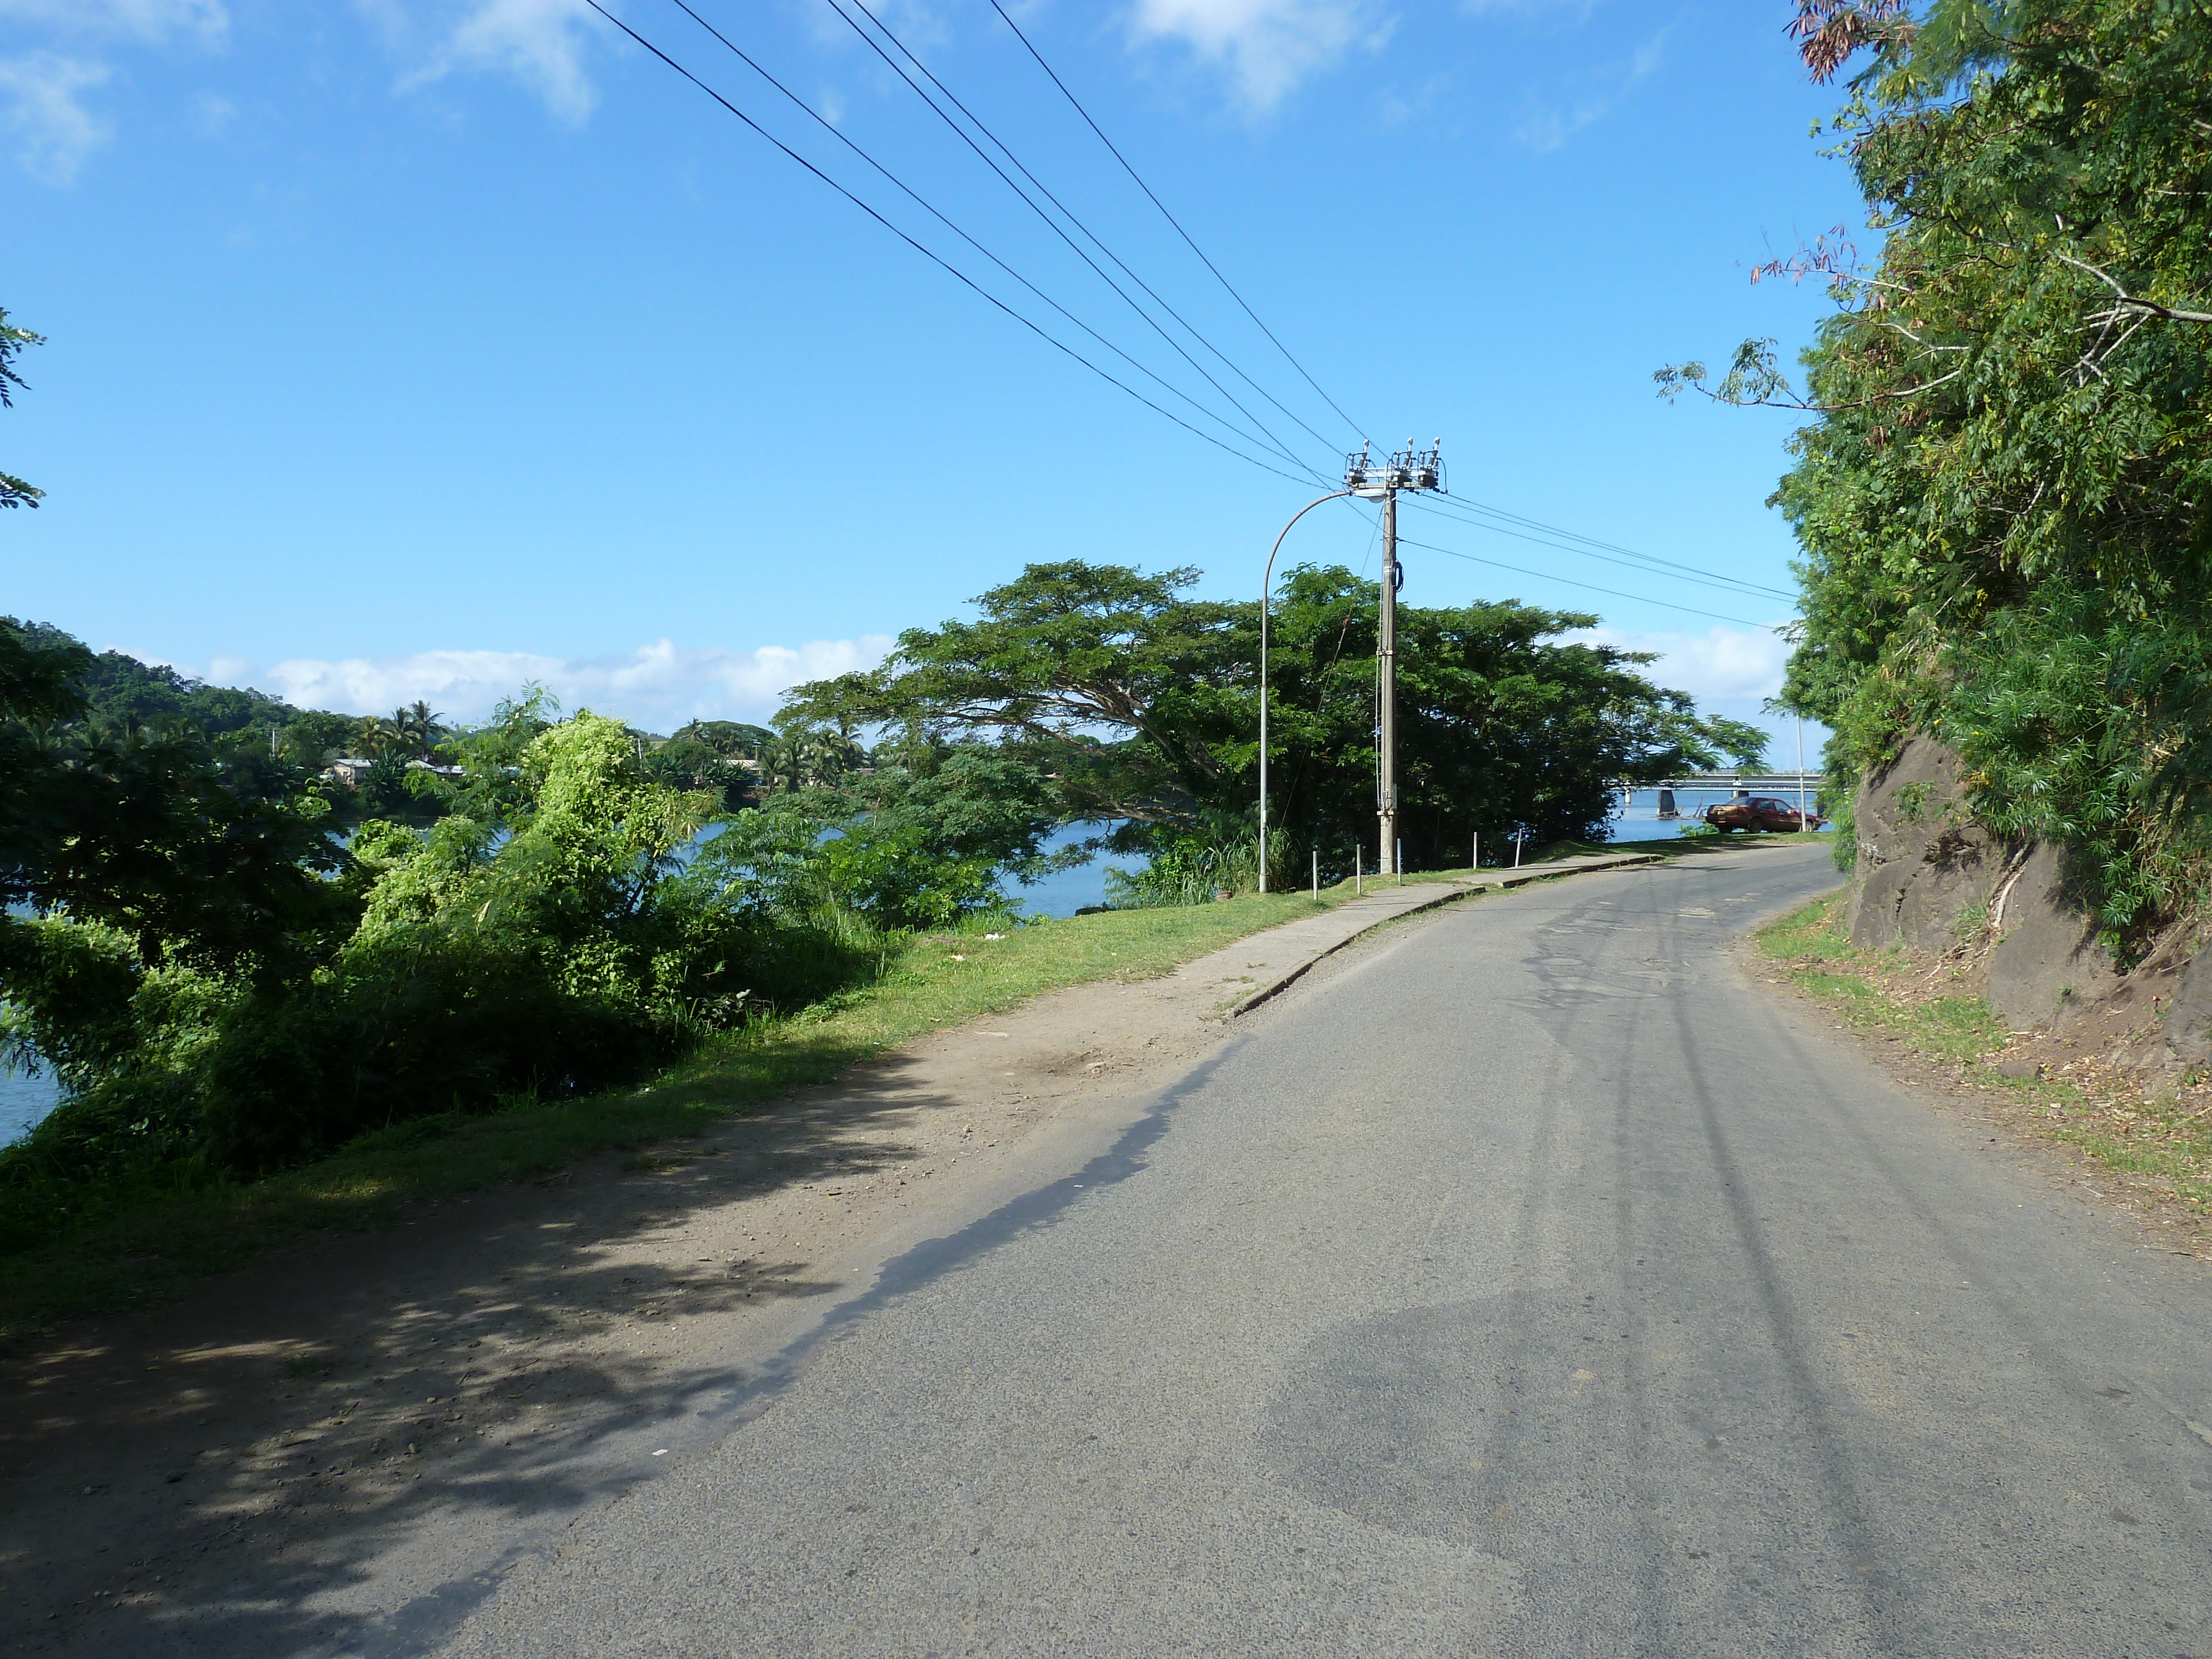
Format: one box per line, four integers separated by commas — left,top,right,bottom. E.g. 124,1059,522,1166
1106,826,1290,908
0,713,888,1182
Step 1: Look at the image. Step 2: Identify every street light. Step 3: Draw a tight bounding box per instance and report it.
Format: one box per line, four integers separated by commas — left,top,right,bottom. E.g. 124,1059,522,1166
1259,488,1354,893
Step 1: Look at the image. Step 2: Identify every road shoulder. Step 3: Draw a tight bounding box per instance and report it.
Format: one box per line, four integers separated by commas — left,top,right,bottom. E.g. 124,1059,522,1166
1741,893,2212,1264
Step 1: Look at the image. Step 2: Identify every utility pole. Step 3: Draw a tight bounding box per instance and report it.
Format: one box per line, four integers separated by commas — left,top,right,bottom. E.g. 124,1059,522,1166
1379,484,1399,875
1348,440,1444,875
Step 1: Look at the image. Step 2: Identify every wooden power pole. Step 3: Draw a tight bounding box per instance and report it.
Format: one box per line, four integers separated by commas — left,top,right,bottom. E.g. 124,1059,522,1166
1347,441,1444,875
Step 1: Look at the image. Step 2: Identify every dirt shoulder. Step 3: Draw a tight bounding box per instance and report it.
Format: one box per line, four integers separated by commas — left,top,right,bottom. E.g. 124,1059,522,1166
1746,891,2212,1265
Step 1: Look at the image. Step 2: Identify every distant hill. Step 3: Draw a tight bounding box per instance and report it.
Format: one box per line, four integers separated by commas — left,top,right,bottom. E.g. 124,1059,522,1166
19,621,352,754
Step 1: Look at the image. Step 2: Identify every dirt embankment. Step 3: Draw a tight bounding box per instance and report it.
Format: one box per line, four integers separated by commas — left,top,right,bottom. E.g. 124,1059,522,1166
1796,740,2212,1245
1847,735,2212,1083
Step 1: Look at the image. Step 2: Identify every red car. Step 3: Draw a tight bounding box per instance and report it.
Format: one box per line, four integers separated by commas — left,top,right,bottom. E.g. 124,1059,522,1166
1703,795,1823,832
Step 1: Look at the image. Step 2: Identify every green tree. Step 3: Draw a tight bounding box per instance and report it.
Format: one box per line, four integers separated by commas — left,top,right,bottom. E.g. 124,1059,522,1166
1670,0,2212,931
785,560,1762,877
427,685,560,824
780,747,1071,929
1,307,43,510
352,714,397,757
392,699,446,761
643,734,756,809
279,709,358,766
0,618,353,986
671,719,773,759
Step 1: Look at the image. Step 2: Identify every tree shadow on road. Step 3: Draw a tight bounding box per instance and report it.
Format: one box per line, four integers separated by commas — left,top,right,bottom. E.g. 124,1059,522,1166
0,1050,966,1656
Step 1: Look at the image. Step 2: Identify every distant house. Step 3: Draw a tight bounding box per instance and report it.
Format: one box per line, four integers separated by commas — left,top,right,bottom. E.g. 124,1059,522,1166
322,757,465,787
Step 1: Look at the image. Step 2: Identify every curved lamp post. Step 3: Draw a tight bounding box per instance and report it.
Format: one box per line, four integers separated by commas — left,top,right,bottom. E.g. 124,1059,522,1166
1259,489,1354,893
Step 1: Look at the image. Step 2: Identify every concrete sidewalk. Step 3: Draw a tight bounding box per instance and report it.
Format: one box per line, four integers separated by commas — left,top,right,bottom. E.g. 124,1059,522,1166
1161,849,1666,1019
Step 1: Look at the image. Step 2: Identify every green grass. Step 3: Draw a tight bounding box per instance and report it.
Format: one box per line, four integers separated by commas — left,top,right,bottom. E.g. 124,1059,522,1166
0,886,1364,1345
1757,893,2212,1217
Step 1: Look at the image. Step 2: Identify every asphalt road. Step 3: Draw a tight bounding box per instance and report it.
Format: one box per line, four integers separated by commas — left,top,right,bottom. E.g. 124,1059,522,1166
425,844,2212,1658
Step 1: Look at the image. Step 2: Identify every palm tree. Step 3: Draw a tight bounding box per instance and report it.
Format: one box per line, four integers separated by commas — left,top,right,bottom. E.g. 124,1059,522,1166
353,714,395,757
756,735,803,794
390,700,446,761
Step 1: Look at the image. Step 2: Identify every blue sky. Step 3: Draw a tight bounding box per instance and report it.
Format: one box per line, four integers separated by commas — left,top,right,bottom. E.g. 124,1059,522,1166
2,0,1855,760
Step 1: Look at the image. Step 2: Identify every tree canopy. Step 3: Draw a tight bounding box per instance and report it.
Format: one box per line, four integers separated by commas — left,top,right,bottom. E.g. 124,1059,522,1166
1679,0,2212,935
783,559,1767,875
0,306,41,511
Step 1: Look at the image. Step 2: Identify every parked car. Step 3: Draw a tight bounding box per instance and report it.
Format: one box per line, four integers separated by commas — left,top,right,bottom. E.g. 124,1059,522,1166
1703,795,1823,833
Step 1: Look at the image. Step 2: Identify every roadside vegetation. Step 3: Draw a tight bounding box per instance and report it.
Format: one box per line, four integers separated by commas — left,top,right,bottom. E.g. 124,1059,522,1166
1,557,1771,1338
785,559,1768,887
1669,0,2212,942
0,885,1374,1341
1757,894,2212,1223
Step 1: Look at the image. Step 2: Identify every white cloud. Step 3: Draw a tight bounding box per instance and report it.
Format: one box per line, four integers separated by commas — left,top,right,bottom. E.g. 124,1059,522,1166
1128,0,1392,109
1376,71,1447,126
206,636,896,732
192,88,234,134
1569,622,1791,707
0,0,227,43
1512,21,1669,152
1572,620,1827,764
0,0,227,183
399,0,610,124
1458,0,1593,15
0,53,112,184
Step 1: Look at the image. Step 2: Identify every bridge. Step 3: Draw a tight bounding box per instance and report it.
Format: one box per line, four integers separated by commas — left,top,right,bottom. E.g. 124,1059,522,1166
1644,771,1828,794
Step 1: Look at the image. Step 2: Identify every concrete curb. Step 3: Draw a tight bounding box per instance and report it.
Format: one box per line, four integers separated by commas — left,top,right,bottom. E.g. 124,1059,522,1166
1225,852,1663,1018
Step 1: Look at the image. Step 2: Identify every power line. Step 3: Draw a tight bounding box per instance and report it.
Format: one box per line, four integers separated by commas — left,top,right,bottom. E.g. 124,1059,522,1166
823,0,1338,486
608,0,1791,617
658,0,1313,472
843,0,1350,465
1397,495,1798,603
1406,493,1796,600
986,0,1366,446
1391,531,1782,628
581,0,1320,487
1404,492,1797,601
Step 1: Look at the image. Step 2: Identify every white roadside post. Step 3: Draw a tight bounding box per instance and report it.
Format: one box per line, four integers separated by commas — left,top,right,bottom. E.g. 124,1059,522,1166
1797,718,1810,830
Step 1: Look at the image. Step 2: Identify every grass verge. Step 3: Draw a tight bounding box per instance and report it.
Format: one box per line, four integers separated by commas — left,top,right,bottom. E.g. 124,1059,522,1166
1756,891,2212,1223
0,886,1361,1345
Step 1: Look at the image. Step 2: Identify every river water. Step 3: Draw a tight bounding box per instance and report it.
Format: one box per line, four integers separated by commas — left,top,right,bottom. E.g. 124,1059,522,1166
1610,784,1832,840
1,1070,59,1148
